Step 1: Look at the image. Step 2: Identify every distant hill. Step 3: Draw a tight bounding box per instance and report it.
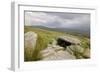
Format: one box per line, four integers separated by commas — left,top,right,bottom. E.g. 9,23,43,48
30,25,90,38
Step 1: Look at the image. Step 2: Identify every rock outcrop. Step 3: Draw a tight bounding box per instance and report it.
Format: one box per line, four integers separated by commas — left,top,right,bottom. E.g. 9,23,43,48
40,35,89,60
40,45,76,60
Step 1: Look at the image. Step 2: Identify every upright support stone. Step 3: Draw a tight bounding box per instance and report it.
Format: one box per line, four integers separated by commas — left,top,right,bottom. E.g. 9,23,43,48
24,31,37,60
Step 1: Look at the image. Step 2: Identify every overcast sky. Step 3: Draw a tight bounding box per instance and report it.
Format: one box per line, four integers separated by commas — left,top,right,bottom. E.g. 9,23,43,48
25,11,90,29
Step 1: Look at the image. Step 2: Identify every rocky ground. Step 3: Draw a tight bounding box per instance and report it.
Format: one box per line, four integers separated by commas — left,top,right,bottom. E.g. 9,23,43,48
40,42,90,60
40,45,76,60
24,31,90,61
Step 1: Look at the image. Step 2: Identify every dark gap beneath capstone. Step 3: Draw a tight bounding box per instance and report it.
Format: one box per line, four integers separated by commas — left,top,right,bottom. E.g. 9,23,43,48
57,38,72,49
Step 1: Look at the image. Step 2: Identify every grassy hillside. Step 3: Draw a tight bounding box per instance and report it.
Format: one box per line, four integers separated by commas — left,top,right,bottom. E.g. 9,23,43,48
24,26,90,61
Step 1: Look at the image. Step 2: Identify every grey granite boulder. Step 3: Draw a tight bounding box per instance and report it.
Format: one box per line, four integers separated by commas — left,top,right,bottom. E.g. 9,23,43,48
24,31,38,60
25,31,37,49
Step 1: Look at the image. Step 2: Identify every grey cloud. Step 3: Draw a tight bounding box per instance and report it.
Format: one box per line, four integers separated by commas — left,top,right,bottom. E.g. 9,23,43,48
46,12,90,20
25,11,90,31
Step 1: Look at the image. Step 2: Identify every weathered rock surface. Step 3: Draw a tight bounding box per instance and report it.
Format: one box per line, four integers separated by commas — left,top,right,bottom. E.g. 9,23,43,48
24,31,37,59
40,45,63,58
40,45,76,60
40,47,55,58
42,50,76,60
25,31,37,49
69,45,84,53
57,36,81,45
